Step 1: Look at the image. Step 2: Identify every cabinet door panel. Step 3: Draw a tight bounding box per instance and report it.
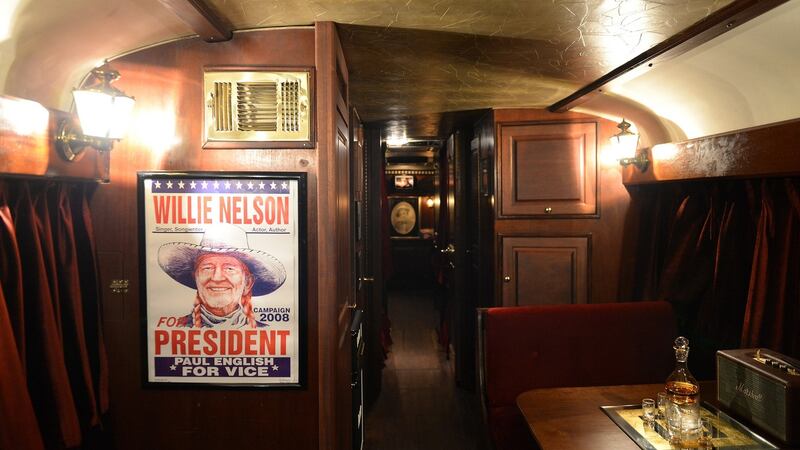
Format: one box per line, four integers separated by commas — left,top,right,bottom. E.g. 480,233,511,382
499,122,597,217
501,236,589,306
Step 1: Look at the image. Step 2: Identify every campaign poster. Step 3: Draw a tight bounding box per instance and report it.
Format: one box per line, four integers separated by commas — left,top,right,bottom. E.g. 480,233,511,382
139,172,305,386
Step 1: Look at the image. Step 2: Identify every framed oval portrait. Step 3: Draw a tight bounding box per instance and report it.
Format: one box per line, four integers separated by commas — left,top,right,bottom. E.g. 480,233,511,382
389,196,420,238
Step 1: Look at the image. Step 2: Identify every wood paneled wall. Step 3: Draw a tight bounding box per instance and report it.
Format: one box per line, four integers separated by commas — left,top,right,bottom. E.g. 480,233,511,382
90,26,338,450
476,109,631,307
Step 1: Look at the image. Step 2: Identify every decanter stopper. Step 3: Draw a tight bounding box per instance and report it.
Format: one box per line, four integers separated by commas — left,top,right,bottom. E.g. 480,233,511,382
674,336,690,362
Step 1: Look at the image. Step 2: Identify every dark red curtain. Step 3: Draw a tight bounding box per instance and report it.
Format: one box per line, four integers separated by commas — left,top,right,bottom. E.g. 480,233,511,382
0,180,108,449
620,178,800,376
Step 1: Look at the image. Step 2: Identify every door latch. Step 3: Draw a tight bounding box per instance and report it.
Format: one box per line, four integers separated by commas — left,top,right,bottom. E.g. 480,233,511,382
109,279,129,294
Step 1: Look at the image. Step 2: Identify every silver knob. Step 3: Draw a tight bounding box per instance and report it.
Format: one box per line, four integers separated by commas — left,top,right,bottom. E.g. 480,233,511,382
504,276,511,283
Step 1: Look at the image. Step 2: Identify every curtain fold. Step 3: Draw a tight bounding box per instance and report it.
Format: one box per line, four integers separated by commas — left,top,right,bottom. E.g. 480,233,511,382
14,182,82,448
621,178,800,371
0,184,44,450
741,179,800,356
71,184,109,414
0,179,108,449
0,285,45,450
0,184,25,360
51,185,102,429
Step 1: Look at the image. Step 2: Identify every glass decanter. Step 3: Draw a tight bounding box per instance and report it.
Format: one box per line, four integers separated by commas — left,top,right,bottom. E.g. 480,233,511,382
665,336,701,444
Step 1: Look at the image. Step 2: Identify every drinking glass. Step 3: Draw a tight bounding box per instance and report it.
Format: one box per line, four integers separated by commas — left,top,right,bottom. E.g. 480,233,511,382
666,402,681,444
699,417,712,447
657,392,668,419
679,402,702,441
642,398,656,422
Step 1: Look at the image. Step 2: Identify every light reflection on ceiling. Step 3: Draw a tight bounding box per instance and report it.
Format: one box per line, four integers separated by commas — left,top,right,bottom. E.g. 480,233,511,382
605,0,800,139
0,0,23,42
2,0,737,138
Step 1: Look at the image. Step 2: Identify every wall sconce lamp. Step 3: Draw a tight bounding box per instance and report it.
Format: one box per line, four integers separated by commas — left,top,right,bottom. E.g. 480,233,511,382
426,197,435,208
56,64,135,161
611,119,648,171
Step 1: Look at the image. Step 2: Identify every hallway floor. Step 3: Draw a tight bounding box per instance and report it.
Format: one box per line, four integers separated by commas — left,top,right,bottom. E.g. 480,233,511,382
364,288,490,450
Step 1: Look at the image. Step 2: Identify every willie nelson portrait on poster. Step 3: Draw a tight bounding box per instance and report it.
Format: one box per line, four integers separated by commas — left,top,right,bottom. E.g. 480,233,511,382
140,173,304,386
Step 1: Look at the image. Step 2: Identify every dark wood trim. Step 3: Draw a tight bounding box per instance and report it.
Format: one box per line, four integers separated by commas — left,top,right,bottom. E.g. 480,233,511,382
548,0,789,112
0,95,109,182
333,27,350,130
158,0,232,42
623,118,800,185
452,129,474,389
315,20,338,450
363,125,384,407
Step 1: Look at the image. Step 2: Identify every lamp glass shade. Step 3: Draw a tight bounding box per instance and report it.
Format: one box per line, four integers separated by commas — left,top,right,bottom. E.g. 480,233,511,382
612,132,639,159
108,94,135,139
73,89,135,139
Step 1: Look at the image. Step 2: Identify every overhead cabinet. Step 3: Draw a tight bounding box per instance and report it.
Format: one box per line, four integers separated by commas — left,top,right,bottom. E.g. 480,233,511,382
498,121,597,217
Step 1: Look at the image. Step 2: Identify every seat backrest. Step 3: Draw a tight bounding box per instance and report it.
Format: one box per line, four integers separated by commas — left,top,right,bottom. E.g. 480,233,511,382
477,301,677,449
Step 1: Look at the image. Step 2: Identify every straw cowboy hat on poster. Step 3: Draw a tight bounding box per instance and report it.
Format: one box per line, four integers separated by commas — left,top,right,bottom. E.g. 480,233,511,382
157,223,286,328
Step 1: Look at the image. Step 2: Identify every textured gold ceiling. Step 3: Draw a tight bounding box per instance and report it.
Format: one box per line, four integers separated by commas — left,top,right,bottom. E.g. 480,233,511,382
214,0,731,46
2,0,734,138
339,25,584,125
208,0,734,131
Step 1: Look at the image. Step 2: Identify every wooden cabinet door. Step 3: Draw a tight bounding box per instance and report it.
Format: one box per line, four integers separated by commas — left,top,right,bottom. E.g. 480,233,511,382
501,236,589,306
498,121,597,217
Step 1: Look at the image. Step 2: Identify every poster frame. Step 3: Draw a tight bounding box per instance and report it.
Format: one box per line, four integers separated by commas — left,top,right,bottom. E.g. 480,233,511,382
137,171,307,389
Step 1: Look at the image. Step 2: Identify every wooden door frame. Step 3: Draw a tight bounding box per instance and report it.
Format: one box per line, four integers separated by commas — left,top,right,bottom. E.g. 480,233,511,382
363,125,385,407
316,21,352,450
447,130,475,389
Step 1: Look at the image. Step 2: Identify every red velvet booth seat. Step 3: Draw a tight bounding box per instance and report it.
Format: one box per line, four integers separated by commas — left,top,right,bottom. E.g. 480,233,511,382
477,301,677,450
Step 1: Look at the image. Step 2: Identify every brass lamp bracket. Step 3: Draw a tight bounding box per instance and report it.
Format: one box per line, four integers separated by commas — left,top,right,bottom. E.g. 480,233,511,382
619,152,650,172
55,118,113,161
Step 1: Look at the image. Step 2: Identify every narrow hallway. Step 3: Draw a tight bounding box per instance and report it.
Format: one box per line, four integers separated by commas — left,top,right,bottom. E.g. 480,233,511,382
365,288,489,450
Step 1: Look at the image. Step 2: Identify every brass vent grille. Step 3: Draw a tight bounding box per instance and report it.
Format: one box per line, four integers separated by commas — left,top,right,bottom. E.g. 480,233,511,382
237,82,278,132
281,81,300,132
204,70,311,145
213,82,234,131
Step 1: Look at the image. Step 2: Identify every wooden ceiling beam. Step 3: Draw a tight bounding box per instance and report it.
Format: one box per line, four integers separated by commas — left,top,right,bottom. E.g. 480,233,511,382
548,0,789,113
159,0,232,42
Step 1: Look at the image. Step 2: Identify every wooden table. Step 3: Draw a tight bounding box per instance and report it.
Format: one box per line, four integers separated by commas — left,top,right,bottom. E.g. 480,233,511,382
516,382,794,450
516,383,664,450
